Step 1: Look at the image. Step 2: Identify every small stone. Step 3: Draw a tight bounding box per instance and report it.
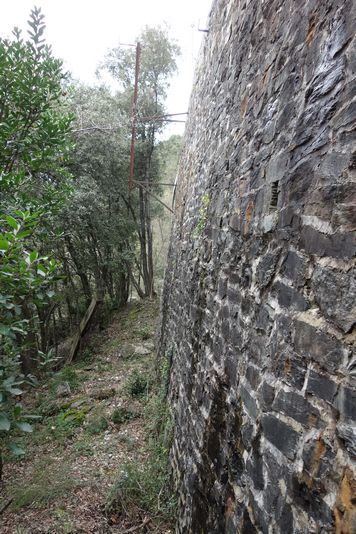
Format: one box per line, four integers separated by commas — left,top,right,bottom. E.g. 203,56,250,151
119,343,135,358
56,382,71,398
134,345,152,355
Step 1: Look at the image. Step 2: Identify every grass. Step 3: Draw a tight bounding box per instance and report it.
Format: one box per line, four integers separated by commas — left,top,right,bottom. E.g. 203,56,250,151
11,458,78,510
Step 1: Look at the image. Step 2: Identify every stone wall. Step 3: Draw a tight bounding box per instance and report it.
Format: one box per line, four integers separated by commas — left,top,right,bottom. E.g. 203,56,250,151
159,0,356,532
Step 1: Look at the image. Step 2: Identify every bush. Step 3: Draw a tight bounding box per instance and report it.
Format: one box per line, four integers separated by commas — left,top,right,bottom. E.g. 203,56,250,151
124,370,150,399
86,416,108,435
111,407,137,425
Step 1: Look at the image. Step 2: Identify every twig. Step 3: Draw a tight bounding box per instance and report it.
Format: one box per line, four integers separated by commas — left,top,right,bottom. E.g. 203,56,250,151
0,498,13,515
118,517,151,533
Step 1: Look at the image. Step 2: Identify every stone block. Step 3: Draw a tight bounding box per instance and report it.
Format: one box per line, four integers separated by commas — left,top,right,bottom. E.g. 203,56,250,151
240,384,258,420
311,266,356,333
335,386,356,422
259,382,275,412
299,225,355,259
261,415,300,459
306,370,338,404
272,281,309,311
280,250,307,287
272,390,320,427
294,320,347,372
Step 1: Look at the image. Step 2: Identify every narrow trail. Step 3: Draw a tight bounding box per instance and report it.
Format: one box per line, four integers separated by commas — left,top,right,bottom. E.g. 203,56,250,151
1,300,171,534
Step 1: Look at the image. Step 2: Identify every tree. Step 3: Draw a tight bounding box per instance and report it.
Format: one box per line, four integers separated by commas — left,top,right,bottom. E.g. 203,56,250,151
0,7,73,466
99,26,180,297
56,84,137,317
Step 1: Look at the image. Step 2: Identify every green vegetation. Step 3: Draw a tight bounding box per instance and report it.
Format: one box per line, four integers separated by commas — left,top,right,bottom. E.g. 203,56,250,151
0,3,180,530
124,369,151,399
49,366,81,396
111,406,137,425
194,194,211,236
86,415,108,435
11,458,78,510
106,353,176,526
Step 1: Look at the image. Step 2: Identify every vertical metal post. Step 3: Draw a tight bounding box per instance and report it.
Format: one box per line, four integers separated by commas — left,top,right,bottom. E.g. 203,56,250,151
129,42,141,190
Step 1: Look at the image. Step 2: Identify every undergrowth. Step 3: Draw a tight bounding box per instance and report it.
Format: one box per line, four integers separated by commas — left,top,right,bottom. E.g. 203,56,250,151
106,355,176,526
11,458,78,510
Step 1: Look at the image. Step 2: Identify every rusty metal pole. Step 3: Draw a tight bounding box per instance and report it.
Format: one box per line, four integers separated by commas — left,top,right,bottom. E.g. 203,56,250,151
128,42,141,190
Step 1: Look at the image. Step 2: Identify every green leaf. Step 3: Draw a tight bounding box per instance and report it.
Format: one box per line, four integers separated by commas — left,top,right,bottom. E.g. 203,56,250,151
37,265,47,276
29,250,38,262
6,215,20,231
0,413,11,431
0,239,9,251
16,421,33,432
17,230,31,239
13,404,22,418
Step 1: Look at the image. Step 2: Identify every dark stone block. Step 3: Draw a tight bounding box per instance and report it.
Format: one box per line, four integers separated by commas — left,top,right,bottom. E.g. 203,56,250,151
336,386,356,422
241,509,257,534
280,250,306,287
241,422,254,450
249,492,269,533
300,225,356,259
261,415,300,459
291,475,334,523
250,444,264,491
272,281,309,311
294,320,347,372
256,304,273,333
230,324,243,349
256,249,281,288
224,353,238,388
227,284,240,304
272,390,320,427
302,438,336,482
259,382,275,411
229,213,240,232
336,423,356,456
245,365,261,389
264,483,284,521
278,504,294,533
240,385,258,420
218,275,227,299
311,266,356,333
306,370,338,404
241,297,252,316
272,350,307,389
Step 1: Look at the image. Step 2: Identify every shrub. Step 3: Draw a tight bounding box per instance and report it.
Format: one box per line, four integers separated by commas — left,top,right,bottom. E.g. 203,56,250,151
124,369,150,399
111,407,137,425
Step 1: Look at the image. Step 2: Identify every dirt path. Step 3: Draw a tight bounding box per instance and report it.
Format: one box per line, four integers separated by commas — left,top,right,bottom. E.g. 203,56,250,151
1,300,172,534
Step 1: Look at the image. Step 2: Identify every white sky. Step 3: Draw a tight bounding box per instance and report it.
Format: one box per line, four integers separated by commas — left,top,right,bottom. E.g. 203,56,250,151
0,0,212,137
